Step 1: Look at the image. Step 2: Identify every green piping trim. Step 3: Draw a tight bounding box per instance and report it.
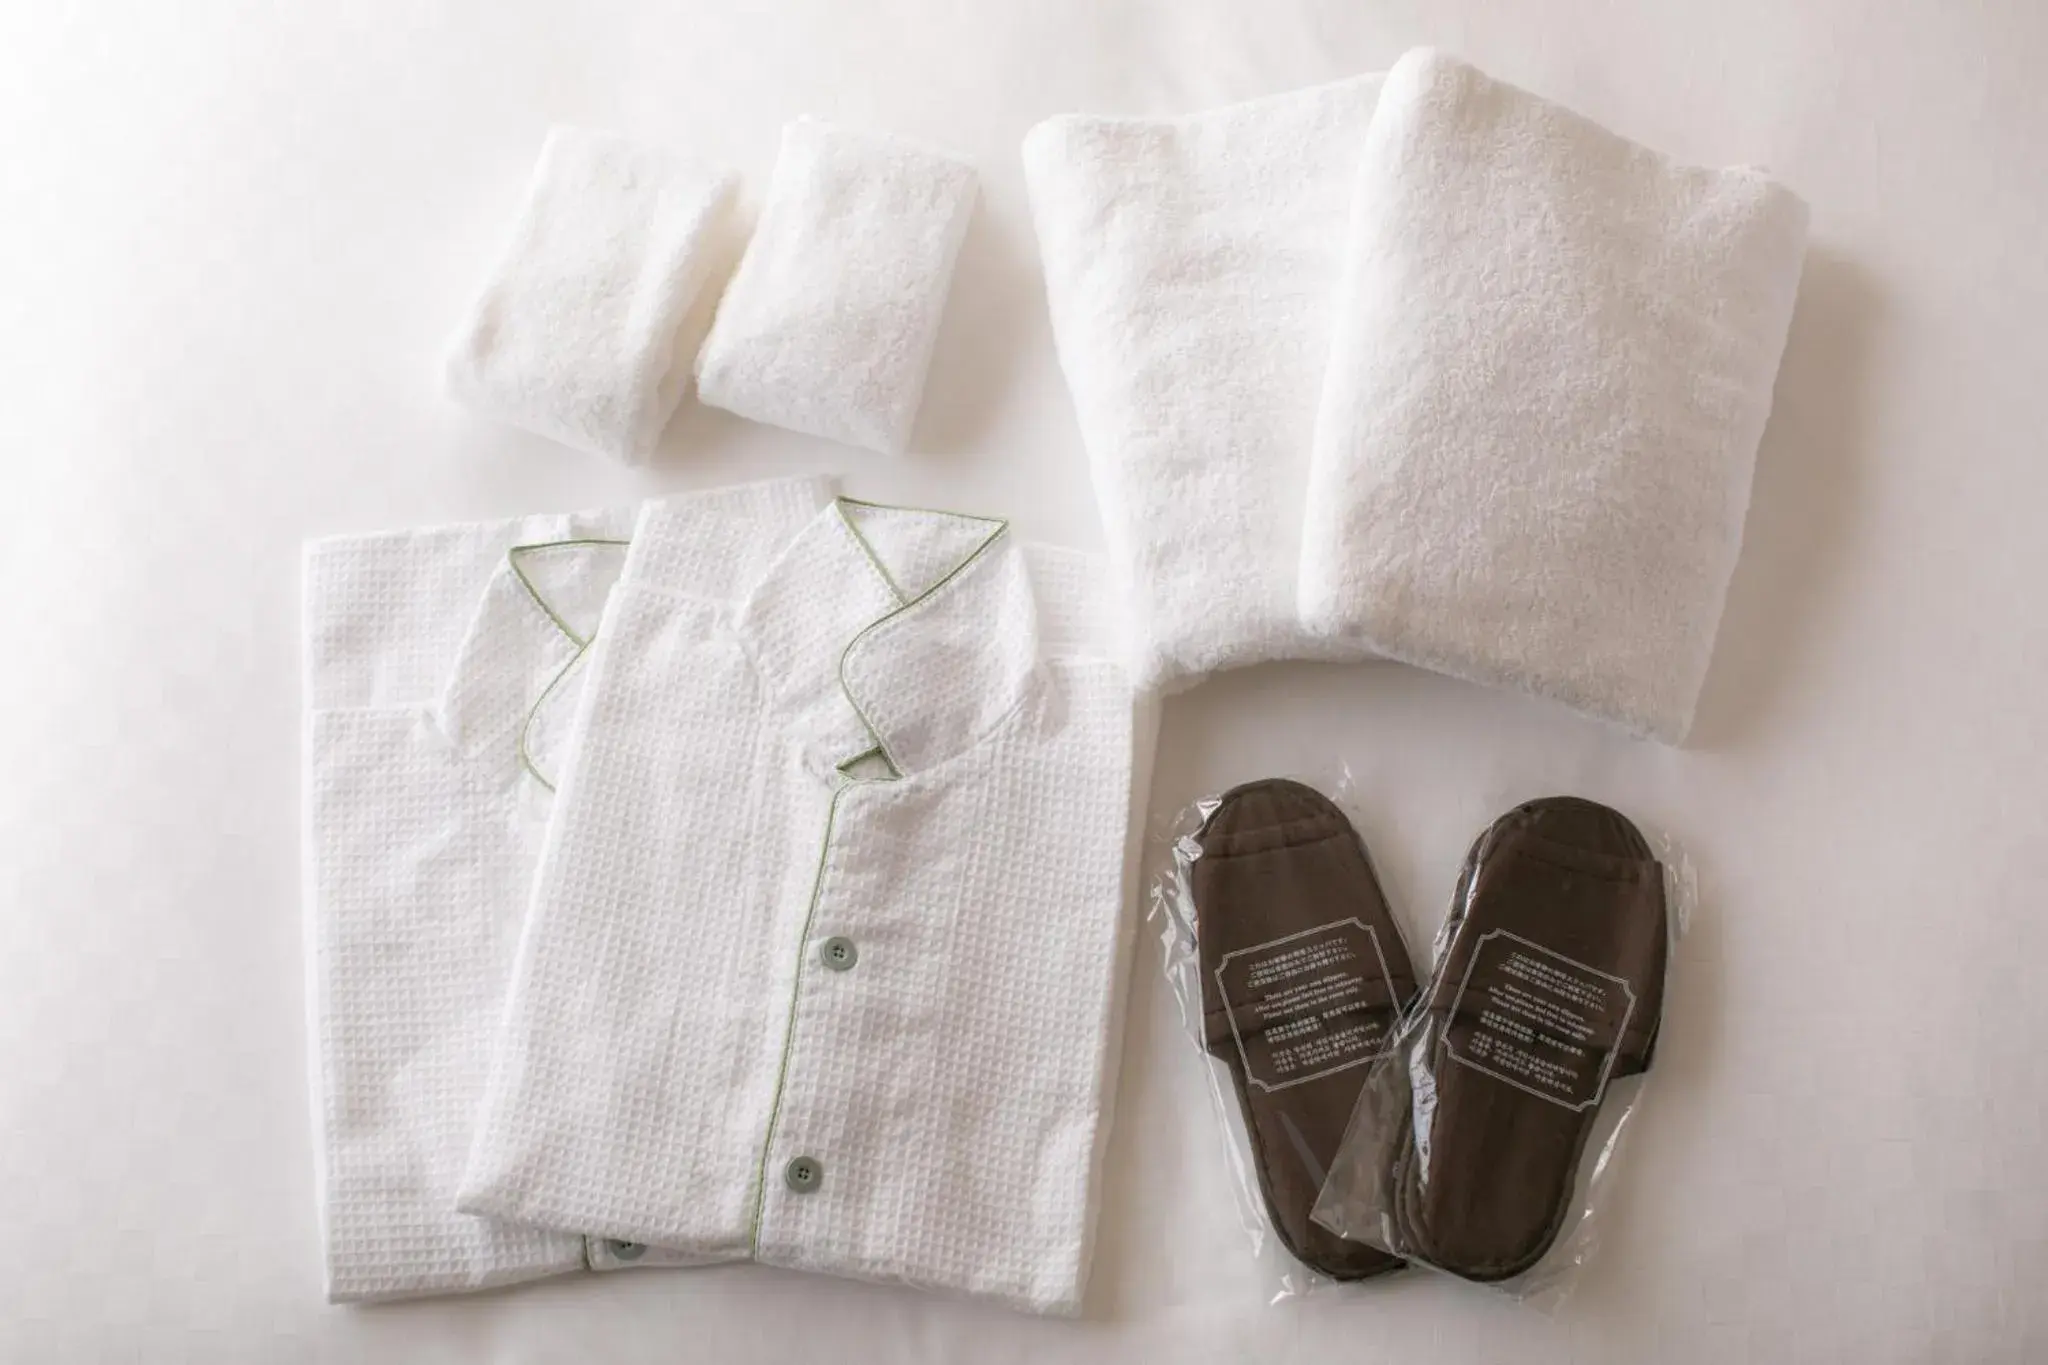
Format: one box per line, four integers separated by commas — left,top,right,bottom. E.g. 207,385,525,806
504,537,630,791
507,538,630,648
832,501,908,607
747,502,1009,1247
832,743,898,781
749,778,861,1250
516,638,592,794
835,493,1002,521
834,514,1009,776
831,496,1005,611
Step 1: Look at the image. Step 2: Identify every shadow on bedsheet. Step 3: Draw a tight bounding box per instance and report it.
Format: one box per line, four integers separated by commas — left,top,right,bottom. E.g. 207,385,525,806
1689,247,1883,750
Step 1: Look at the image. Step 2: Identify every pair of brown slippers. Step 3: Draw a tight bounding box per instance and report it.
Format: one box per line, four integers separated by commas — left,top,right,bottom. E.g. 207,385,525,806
1194,779,1669,1283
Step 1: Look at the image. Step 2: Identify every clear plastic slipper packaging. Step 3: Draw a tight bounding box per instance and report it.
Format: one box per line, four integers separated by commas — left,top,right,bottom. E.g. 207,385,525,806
1148,769,1420,1301
1309,795,1694,1304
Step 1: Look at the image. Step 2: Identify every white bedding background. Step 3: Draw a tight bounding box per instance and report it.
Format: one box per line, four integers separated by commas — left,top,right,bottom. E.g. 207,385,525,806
2,2,2044,1361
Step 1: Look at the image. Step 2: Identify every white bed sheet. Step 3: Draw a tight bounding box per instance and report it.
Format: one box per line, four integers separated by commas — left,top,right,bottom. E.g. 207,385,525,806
3,1,2045,1360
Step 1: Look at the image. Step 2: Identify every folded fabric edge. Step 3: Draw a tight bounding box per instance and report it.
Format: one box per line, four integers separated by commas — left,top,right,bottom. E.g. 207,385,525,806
1021,68,1388,145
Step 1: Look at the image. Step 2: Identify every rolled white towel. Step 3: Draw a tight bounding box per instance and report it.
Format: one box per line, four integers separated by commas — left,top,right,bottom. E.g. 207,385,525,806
444,127,738,464
695,118,978,455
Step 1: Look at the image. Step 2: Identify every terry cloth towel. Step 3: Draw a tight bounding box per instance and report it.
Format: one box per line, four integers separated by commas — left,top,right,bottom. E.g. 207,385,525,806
458,496,1152,1316
1300,49,1810,741
695,118,978,454
1022,75,1385,693
445,126,738,464
301,477,828,1301
1193,779,1415,1281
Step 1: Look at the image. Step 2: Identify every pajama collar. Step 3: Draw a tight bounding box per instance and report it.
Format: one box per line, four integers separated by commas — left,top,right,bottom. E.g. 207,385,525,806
436,518,630,792
437,477,847,791
729,497,1041,782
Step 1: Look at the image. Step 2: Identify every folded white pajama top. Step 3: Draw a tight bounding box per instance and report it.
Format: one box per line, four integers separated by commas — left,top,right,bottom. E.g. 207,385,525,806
1022,76,1384,691
459,496,1149,1315
301,478,827,1301
1301,49,1810,740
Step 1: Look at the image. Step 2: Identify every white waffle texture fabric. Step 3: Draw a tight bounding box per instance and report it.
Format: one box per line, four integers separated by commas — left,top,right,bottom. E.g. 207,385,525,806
459,496,1149,1315
301,478,827,1301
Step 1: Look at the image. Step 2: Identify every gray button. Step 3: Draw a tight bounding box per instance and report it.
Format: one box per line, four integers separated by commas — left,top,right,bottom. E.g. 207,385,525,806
819,935,858,971
783,1155,823,1193
607,1240,645,1262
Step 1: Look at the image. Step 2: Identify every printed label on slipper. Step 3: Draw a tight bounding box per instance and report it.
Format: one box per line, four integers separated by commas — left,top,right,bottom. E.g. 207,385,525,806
1443,930,1637,1112
1215,919,1398,1092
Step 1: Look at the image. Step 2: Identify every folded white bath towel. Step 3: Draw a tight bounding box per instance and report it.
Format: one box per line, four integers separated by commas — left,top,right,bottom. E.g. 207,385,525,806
1022,76,1385,693
445,127,738,464
1301,50,1810,741
695,118,978,455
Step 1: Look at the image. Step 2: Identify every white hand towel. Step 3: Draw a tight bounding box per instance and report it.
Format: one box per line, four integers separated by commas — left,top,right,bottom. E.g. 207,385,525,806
1301,50,1810,741
695,118,978,455
445,127,738,464
1021,76,1385,693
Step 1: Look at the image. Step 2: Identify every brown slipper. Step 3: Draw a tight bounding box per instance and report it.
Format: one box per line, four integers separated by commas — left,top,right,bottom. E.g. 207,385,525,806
1194,778,1418,1280
1387,796,1668,1282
